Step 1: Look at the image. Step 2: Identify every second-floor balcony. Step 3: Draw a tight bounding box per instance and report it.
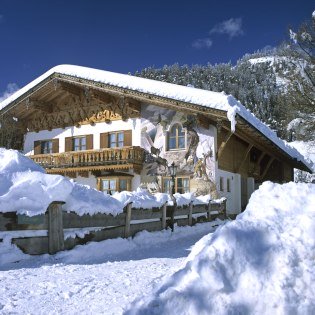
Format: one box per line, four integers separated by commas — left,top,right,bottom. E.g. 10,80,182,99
29,146,145,174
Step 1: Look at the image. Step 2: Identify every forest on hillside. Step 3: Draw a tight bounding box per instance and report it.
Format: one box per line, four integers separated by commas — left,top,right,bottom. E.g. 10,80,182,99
135,13,315,142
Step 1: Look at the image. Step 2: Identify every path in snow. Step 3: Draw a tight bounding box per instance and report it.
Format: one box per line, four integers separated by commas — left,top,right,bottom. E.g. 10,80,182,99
0,222,222,314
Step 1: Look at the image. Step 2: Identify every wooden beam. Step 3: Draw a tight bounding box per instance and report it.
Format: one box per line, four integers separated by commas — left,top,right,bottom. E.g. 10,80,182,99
217,130,233,160
254,151,266,171
57,81,82,96
28,100,53,113
236,143,253,173
260,157,275,181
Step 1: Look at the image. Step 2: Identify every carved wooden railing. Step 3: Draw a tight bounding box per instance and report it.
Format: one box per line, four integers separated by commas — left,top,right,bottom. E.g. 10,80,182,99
29,146,145,169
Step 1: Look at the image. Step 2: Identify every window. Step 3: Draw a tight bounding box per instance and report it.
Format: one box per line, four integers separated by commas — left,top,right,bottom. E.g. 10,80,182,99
99,176,131,194
162,177,190,194
34,139,59,155
227,178,231,192
219,177,224,191
167,124,185,150
40,140,53,154
73,136,86,151
109,132,124,148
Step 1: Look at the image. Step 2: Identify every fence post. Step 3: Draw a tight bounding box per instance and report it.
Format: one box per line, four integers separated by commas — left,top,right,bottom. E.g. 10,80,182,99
124,202,132,238
161,203,167,229
48,201,65,254
188,202,193,226
207,201,212,222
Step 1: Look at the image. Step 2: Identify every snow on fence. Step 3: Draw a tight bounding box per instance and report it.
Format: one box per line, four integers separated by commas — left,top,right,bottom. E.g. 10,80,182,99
0,199,226,255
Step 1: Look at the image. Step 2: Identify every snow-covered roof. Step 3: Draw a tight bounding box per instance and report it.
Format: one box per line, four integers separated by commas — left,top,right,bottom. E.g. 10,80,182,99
0,64,312,171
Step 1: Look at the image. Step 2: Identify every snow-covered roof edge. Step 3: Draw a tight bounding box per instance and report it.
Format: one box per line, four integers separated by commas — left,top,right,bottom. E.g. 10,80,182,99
0,64,312,171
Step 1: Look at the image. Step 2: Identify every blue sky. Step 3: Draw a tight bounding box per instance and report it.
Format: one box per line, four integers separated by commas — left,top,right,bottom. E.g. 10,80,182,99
0,0,313,97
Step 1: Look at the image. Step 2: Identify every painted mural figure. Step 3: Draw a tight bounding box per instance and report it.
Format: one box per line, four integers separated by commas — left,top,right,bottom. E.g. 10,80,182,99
141,105,216,196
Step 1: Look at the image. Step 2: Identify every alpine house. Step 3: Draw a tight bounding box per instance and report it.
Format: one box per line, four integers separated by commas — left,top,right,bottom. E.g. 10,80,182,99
0,65,312,214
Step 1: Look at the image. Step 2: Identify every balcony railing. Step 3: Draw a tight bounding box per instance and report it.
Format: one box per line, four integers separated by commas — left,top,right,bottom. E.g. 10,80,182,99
29,146,145,171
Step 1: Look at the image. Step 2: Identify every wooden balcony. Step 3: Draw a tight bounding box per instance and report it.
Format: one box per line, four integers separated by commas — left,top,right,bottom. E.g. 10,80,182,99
29,146,145,174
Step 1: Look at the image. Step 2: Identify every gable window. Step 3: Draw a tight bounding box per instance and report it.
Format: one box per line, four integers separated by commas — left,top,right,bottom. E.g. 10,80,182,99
99,176,131,194
162,176,190,194
109,131,124,148
167,124,185,150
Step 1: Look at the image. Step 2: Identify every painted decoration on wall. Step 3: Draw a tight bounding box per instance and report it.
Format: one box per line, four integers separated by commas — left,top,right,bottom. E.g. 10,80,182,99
140,104,216,195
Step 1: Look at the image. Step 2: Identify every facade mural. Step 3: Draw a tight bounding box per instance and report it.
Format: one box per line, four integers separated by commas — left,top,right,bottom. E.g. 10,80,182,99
140,104,216,196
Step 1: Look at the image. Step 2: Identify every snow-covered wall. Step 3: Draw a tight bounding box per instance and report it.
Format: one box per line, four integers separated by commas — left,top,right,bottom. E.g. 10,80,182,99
23,118,142,155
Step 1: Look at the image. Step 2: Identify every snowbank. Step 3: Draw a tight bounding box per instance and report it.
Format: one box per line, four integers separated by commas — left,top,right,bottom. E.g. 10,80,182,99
0,148,73,216
0,149,218,217
113,190,169,209
127,182,315,315
0,149,123,216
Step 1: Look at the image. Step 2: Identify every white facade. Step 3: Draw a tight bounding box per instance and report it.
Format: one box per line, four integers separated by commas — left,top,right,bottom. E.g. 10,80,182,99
24,118,142,155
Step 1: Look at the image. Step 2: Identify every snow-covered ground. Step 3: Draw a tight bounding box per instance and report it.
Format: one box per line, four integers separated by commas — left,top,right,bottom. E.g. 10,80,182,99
1,181,315,315
127,181,315,315
0,221,224,314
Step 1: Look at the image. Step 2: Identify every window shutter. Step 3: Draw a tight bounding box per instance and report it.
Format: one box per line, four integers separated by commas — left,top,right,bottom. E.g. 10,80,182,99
34,141,41,155
100,132,109,148
52,139,59,153
65,137,73,152
86,134,93,150
124,130,132,146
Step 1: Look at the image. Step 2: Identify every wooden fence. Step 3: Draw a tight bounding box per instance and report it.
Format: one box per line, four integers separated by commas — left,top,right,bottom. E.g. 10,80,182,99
0,199,226,255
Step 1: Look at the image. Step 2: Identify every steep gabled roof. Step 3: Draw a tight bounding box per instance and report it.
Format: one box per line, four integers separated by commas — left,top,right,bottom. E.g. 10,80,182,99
0,64,313,172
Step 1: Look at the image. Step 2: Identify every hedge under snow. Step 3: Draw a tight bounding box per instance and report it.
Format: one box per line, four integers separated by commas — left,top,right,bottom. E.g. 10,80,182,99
127,181,315,315
0,149,215,216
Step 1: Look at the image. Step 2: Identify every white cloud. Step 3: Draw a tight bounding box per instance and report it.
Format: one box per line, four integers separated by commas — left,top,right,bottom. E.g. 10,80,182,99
192,38,213,49
0,83,19,102
192,17,244,50
209,17,244,38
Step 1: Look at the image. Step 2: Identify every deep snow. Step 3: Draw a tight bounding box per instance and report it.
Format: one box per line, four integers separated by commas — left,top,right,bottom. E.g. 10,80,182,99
0,148,216,217
1,180,314,314
127,182,315,315
0,221,224,314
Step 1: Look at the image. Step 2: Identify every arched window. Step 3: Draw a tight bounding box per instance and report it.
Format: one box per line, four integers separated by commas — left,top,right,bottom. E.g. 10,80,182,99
168,123,185,150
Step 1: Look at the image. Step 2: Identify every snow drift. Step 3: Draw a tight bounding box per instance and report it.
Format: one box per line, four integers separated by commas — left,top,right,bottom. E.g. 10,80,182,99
0,148,123,216
127,181,315,315
0,148,216,217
